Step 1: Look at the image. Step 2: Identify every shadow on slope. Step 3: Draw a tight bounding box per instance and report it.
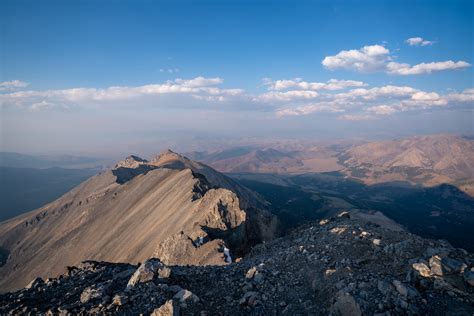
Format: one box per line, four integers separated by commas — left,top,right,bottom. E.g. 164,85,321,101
233,172,474,251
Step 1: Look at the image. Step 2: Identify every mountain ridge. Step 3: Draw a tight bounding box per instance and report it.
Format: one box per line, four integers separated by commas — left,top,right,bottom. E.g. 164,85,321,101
0,150,277,292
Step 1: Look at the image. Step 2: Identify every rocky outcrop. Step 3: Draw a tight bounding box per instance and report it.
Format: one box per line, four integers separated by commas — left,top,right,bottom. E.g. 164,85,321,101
0,150,277,292
1,214,472,315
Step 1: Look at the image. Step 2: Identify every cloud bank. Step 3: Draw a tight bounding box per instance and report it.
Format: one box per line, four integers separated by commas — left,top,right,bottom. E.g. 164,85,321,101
322,44,470,75
1,76,472,122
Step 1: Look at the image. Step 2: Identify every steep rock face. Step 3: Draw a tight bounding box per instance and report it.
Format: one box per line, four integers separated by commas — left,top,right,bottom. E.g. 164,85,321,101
0,151,277,292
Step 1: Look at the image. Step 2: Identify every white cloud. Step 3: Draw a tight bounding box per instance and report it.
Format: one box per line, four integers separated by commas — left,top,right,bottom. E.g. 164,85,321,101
255,90,319,102
265,78,367,91
174,76,223,87
0,77,242,110
2,76,472,121
406,37,435,46
275,103,344,117
272,79,474,118
0,80,29,92
446,88,474,102
366,105,397,115
336,85,419,101
322,45,390,72
387,60,471,75
322,44,471,75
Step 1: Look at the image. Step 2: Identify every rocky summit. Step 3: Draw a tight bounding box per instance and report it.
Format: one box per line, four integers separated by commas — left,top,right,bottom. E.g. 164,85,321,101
1,213,473,315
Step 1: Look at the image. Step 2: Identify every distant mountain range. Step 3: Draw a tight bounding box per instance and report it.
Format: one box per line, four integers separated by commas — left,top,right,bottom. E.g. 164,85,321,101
341,134,474,186
188,134,474,195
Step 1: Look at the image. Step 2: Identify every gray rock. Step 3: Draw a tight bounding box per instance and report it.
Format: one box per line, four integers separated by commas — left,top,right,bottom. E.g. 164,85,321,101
429,256,443,276
173,289,199,303
412,262,431,277
441,257,467,274
80,282,110,304
463,268,474,287
126,258,169,290
392,280,407,297
429,256,467,276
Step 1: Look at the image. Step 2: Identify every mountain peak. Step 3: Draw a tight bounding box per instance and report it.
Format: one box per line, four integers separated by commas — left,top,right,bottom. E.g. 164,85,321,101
114,155,148,169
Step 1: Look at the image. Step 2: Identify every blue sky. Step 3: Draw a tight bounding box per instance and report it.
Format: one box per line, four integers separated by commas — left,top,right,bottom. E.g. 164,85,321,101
0,0,473,155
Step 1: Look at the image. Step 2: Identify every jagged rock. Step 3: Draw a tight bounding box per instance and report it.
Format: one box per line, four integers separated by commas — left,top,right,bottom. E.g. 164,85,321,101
151,300,179,316
441,257,467,274
1,216,473,315
429,256,467,276
412,262,431,277
111,294,128,306
80,282,111,304
173,289,199,304
126,259,169,290
429,256,444,276
246,267,257,279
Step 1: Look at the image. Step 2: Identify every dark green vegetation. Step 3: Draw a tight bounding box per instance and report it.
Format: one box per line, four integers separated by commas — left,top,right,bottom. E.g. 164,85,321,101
0,167,97,221
234,172,474,252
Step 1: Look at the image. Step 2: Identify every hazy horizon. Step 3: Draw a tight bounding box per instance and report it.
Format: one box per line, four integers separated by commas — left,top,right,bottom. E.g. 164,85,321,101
1,0,473,156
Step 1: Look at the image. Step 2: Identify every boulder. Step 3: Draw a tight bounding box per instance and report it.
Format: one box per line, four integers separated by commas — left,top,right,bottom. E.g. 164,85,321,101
173,289,200,304
126,259,170,290
429,256,467,276
441,257,466,274
151,300,179,316
246,267,257,280
429,256,443,276
412,262,431,277
464,268,474,287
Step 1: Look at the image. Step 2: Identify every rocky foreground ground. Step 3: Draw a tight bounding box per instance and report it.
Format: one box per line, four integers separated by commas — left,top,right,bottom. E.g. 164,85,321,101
1,213,473,315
